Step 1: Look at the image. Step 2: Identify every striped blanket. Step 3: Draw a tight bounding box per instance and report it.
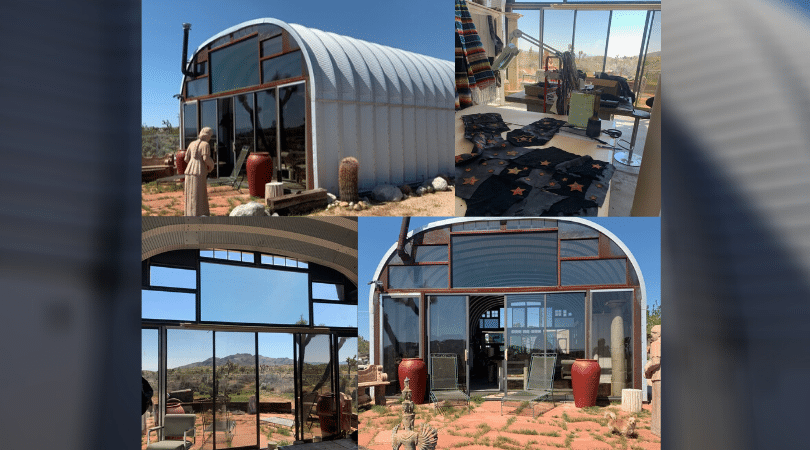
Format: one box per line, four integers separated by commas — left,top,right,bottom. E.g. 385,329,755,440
455,0,497,110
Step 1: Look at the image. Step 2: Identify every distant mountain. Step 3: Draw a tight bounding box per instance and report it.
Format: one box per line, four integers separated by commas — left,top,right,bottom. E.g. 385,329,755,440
173,353,293,370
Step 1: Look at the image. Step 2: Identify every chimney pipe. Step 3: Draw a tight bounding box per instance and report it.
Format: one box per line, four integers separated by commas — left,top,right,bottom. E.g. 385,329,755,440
181,23,196,78
397,217,412,264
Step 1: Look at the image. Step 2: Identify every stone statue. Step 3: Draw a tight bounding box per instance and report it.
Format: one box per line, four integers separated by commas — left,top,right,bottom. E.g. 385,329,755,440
644,324,661,437
392,378,438,450
184,127,215,216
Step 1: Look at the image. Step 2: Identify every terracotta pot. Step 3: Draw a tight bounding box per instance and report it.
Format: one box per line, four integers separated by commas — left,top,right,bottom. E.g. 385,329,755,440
166,398,184,414
246,152,274,198
316,393,338,436
398,358,427,405
571,359,601,407
175,149,187,176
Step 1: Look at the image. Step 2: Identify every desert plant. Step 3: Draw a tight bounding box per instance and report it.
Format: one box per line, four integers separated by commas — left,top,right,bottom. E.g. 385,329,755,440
338,157,359,202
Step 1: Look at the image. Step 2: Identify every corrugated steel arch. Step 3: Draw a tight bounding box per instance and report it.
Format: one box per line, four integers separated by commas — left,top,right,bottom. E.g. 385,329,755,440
183,18,453,193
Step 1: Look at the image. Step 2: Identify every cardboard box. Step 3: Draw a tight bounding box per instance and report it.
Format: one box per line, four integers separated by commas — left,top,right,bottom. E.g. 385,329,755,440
525,82,555,98
585,77,620,97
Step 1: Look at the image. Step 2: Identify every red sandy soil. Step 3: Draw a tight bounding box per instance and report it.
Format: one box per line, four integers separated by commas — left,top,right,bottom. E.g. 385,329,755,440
142,182,455,217
358,400,660,450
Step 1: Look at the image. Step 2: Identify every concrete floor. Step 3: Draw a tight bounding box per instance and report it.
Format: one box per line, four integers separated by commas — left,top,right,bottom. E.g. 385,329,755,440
493,103,650,217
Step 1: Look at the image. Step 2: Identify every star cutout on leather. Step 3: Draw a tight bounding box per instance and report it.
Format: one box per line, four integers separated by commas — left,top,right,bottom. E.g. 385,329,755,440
592,163,603,169
463,176,479,185
549,181,556,186
511,186,526,196
515,135,534,142
465,168,472,172
540,160,551,166
507,167,522,175
590,195,597,200
568,181,584,192
455,155,464,163
597,183,603,188
507,151,518,156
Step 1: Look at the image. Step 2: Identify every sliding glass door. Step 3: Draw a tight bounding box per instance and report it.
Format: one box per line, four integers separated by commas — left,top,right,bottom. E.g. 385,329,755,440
428,295,469,396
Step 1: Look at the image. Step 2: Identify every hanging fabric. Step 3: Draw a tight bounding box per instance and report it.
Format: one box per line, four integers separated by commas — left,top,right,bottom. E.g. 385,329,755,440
455,0,497,110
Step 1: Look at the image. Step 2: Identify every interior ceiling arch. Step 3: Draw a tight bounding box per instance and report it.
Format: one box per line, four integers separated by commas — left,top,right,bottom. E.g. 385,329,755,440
142,217,357,284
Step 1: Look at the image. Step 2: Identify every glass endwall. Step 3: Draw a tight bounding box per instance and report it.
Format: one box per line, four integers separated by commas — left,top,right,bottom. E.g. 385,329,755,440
381,296,420,395
298,334,332,441
591,290,633,396
428,296,468,394
214,332,257,449
258,333,295,448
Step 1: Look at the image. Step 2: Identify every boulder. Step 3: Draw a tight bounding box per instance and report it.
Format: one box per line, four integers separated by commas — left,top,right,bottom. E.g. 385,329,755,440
229,201,269,216
399,184,412,196
431,177,448,192
326,192,337,204
372,184,404,202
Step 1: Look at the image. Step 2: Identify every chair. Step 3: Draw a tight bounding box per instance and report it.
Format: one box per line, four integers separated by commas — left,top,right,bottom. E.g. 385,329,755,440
429,353,469,412
301,391,321,432
222,145,250,190
500,353,557,418
146,413,196,450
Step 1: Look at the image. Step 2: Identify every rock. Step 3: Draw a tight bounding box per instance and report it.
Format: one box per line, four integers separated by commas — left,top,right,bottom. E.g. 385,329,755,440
399,184,412,196
272,212,279,216
349,202,355,207
327,193,337,204
431,177,448,192
362,196,371,204
359,201,368,209
339,201,349,207
353,204,362,211
372,184,404,202
229,201,269,216
415,186,428,196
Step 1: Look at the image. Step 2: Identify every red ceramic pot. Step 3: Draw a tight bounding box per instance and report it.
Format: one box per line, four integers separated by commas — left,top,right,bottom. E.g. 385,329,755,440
398,358,427,405
175,149,187,175
246,152,273,198
571,359,601,407
166,398,184,414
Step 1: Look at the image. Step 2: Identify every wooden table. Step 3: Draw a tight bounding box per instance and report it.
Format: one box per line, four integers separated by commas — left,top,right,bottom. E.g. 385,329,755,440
455,105,614,216
505,91,638,119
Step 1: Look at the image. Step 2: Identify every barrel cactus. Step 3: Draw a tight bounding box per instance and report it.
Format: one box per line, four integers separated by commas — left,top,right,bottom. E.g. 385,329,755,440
338,156,359,202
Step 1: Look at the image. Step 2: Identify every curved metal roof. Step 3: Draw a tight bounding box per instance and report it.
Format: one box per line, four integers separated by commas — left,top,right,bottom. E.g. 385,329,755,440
185,18,454,107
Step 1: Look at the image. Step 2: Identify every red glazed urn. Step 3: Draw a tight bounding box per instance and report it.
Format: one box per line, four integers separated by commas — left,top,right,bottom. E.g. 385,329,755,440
398,358,427,404
571,359,601,407
166,399,184,414
175,149,187,176
246,152,273,198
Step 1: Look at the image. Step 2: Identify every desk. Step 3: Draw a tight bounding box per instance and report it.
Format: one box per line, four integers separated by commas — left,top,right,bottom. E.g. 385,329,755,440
455,105,613,216
505,91,637,119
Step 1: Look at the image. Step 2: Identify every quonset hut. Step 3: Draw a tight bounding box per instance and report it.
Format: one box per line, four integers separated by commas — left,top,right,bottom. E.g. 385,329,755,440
178,19,454,194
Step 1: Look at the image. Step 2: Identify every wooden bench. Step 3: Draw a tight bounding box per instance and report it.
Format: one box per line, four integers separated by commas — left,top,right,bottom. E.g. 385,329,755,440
357,365,391,406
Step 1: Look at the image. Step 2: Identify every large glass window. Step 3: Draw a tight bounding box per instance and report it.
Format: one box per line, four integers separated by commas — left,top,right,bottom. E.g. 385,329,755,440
258,333,295,447
412,245,448,263
256,89,278,159
183,102,198,150
166,329,213,448
313,303,357,328
572,10,611,75
211,36,260,94
279,83,307,185
186,77,209,98
561,259,627,285
234,93,255,153
635,10,660,108
560,239,599,258
200,263,309,324
141,329,158,441
215,332,257,448
591,291,633,396
605,10,648,79
200,100,218,176
381,296,420,395
388,265,448,289
150,266,196,289
262,51,304,84
452,232,558,288
298,333,333,440
338,336,358,426
428,296,467,392
262,35,283,57
142,290,195,321
543,10,575,54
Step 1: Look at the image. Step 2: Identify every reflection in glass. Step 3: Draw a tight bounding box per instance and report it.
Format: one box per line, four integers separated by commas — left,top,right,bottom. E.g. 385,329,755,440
142,290,195,321
186,77,209,98
515,10,540,87
262,51,304,84
214,332,257,448
183,103,198,150
338,336,358,431
166,329,213,449
258,333,295,447
429,296,467,391
256,89,278,170
262,35,283,57
591,291,633,396
279,83,306,186
216,97,234,174
558,221,599,239
561,259,627,285
313,303,357,328
234,93,255,155
200,263,309,325
452,233,557,288
298,334,332,440
388,265,448,289
312,283,343,301
150,266,196,289
141,329,158,439
413,245,448,263
382,296,419,395
200,100,218,177
210,36,259,93
560,239,599,258
572,10,610,76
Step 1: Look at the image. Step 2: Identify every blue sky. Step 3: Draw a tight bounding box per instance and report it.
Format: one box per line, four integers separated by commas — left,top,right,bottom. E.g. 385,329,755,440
516,9,661,57
142,0,451,127
357,217,661,340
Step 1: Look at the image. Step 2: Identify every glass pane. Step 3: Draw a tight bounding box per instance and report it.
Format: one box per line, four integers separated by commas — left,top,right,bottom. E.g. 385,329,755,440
166,329,213,450
200,100,218,176
200,262,309,325
591,291,633,396
312,283,343,301
505,294,545,394
214,332,257,448
413,246,448,263
428,296,467,393
546,292,586,392
382,296,420,395
561,259,627,285
635,10,660,108
506,219,556,230
200,249,214,258
213,249,228,260
142,290,195,321
258,333,295,448
285,258,298,268
210,36,260,93
543,10,575,54
183,102,197,150
558,221,599,239
573,10,610,76
313,303,357,328
605,10,648,79
609,240,626,257
150,266,196,289
228,250,241,261
388,265,448,289
256,89,278,159
279,83,307,186
186,77,209,98
338,336,358,434
452,233,557,288
216,97,234,174
235,93,255,155
262,35,283,57
560,239,599,258
141,329,158,443
515,10,541,90
262,51,304,83
299,334,333,440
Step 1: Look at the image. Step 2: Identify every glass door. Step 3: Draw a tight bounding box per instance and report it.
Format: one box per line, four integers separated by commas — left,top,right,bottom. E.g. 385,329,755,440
380,295,421,396
216,97,234,176
428,295,469,396
591,290,634,396
213,332,257,449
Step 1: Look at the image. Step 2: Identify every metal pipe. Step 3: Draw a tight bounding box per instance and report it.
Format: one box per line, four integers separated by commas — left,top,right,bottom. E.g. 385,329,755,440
397,217,412,264
181,23,196,78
